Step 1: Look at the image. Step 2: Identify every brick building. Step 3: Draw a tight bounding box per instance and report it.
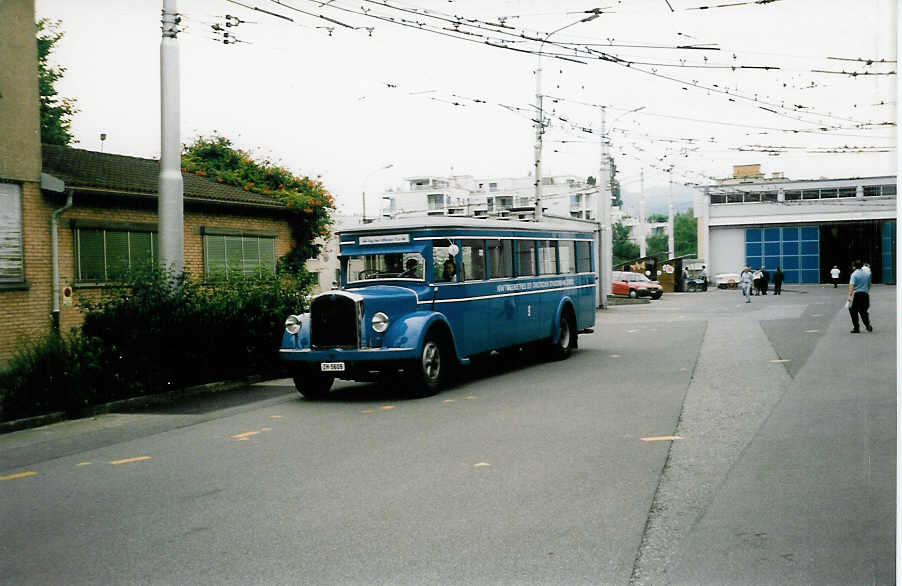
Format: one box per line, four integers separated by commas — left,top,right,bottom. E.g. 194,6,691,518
0,1,296,366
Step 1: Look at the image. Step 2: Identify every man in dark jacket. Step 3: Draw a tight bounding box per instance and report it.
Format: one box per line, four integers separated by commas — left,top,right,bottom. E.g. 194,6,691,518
772,267,784,295
761,268,770,295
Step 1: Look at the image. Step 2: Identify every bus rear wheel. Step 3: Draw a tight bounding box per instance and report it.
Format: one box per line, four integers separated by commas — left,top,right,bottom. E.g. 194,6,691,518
293,372,334,399
551,310,576,360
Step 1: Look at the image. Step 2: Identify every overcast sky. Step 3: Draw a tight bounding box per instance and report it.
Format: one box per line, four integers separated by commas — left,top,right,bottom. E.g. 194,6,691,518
36,0,897,216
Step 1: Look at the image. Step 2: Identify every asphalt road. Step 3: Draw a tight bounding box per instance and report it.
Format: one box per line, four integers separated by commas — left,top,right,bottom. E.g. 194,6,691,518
0,285,894,585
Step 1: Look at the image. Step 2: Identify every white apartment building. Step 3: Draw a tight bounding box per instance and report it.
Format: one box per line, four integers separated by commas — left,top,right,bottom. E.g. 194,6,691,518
695,164,896,285
380,174,598,221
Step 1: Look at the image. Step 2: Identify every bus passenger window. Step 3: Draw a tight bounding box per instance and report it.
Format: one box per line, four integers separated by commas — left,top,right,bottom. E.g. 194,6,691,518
517,240,537,276
559,241,576,274
461,240,486,281
575,241,592,273
539,240,557,275
487,239,513,278
432,240,457,283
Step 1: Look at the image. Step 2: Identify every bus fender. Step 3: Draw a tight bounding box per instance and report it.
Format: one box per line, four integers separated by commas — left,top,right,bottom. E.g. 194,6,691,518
382,311,463,363
550,297,576,344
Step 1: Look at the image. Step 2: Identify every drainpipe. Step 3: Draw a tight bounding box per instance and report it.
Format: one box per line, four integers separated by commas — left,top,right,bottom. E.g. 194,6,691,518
51,189,73,332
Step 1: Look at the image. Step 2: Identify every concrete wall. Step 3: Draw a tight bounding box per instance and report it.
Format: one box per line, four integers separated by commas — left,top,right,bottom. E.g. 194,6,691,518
0,0,41,182
709,227,745,277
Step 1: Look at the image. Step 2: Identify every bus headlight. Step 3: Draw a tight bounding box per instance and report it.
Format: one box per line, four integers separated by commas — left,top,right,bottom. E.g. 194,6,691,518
371,312,389,333
285,314,302,335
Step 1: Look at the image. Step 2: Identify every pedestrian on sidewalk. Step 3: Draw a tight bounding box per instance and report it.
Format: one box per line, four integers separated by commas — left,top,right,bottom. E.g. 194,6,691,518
752,268,763,295
772,267,784,295
830,265,840,287
761,267,769,295
700,265,708,291
739,266,753,303
847,259,872,333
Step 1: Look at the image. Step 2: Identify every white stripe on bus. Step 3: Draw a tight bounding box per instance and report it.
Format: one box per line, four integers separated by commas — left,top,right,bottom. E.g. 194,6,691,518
416,283,596,304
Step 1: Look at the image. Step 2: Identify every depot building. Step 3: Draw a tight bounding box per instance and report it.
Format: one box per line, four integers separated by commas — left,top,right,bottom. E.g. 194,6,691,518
695,165,896,285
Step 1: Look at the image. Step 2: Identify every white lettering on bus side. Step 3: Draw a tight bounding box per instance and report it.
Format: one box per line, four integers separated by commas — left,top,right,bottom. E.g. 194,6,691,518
495,277,576,293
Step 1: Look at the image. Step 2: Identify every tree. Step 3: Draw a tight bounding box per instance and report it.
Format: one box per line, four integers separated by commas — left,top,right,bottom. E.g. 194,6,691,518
673,209,698,258
645,233,668,257
613,221,639,266
37,19,78,146
586,175,596,186
180,136,335,275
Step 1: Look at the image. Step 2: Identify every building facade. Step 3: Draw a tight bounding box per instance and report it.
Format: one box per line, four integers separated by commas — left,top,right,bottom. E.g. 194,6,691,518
380,174,598,221
695,165,896,285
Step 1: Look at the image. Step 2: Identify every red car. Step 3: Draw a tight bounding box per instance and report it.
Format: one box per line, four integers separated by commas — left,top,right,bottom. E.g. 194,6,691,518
612,271,664,299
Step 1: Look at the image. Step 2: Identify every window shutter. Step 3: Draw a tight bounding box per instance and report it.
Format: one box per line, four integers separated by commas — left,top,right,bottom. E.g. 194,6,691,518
259,237,275,276
130,231,153,271
78,229,106,281
225,236,243,279
204,234,227,280
242,237,260,277
0,183,23,282
106,230,130,280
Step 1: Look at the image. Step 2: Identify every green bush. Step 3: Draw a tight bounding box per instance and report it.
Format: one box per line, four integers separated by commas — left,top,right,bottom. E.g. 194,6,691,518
0,266,311,420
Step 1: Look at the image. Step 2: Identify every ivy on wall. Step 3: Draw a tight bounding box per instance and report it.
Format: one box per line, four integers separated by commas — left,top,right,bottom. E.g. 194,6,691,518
180,136,335,274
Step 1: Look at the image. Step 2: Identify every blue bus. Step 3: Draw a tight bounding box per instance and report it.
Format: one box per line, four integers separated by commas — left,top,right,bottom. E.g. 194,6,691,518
280,217,597,398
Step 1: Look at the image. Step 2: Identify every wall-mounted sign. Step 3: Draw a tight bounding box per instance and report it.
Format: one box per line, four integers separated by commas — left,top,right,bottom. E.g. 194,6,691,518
359,234,410,245
62,286,73,306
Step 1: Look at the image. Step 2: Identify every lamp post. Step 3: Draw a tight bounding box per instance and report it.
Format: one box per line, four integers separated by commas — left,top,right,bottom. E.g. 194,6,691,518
534,11,601,220
361,163,393,223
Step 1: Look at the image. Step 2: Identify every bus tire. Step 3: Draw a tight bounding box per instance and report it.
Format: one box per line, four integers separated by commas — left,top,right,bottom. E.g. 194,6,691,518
405,331,447,396
551,309,576,360
293,372,334,399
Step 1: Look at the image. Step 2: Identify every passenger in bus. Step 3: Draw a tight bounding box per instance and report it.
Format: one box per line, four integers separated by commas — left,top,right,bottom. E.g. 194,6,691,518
400,258,419,278
441,255,457,282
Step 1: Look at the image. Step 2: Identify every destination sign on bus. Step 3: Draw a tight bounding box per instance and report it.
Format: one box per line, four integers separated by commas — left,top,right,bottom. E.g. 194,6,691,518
359,234,410,245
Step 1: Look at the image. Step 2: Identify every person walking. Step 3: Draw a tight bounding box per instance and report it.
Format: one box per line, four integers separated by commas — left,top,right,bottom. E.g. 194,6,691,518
772,267,784,295
830,265,840,288
700,265,708,291
761,268,770,295
739,266,753,303
681,267,689,292
752,268,763,295
847,259,872,333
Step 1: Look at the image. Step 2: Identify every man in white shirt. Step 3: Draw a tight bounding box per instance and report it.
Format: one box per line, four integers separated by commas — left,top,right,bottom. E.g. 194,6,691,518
830,265,840,288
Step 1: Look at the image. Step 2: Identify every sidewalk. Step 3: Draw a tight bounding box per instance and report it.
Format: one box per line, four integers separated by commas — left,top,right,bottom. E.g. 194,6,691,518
638,285,896,585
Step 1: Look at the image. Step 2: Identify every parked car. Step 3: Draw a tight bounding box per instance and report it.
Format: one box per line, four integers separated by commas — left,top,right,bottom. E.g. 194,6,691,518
686,277,708,292
714,272,741,289
612,271,664,299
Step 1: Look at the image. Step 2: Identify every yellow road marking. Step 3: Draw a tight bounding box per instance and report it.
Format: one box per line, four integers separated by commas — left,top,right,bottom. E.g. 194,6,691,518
109,456,150,465
261,427,272,432
231,431,260,440
361,409,375,414
76,462,92,467
627,329,639,333
443,399,455,404
473,462,491,467
0,471,37,481
804,329,819,333
609,354,621,358
269,415,283,419
641,436,683,442
379,405,395,411
465,396,477,400
769,359,791,363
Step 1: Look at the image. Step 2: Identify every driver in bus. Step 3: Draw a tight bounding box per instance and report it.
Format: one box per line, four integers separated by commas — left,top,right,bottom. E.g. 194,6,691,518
400,258,419,278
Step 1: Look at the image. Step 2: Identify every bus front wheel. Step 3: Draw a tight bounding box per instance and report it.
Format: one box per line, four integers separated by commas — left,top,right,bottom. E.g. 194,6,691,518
405,333,447,396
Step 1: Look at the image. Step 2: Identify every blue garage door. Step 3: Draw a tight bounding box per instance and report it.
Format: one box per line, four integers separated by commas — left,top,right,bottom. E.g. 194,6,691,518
882,221,895,285
746,225,819,284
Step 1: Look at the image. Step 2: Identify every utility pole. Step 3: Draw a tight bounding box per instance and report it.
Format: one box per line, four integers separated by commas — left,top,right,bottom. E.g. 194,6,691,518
597,106,611,309
639,168,646,258
533,54,543,220
668,168,675,259
159,0,184,275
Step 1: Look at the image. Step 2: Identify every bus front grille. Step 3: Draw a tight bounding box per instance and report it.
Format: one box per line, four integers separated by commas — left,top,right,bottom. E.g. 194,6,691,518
310,294,360,349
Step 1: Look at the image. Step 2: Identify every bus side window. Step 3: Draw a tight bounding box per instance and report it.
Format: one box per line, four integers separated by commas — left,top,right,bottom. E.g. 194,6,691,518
539,240,557,275
575,241,592,273
461,239,486,281
559,240,576,274
432,239,457,283
517,240,537,276
487,239,513,278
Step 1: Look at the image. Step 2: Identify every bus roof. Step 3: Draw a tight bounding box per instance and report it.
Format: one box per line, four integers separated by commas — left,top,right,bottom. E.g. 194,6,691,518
338,216,596,236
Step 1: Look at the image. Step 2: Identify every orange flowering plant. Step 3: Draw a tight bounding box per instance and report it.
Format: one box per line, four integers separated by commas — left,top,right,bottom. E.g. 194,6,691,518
181,136,335,275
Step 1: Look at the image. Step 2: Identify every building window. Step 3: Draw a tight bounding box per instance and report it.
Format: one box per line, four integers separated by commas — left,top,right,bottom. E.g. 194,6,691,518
203,233,275,281
863,185,882,197
784,190,802,201
427,193,445,210
489,182,498,192
744,192,761,202
0,183,24,283
881,184,896,196
802,189,820,200
761,191,778,202
75,227,157,282
726,193,743,203
709,194,726,204
838,187,856,198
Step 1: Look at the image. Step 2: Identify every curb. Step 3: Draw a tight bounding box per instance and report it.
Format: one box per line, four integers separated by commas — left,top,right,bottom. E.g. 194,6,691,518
0,374,269,435
607,295,651,305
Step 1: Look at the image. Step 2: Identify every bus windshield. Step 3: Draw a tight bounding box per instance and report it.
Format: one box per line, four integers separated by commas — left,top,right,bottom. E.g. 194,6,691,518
345,252,426,282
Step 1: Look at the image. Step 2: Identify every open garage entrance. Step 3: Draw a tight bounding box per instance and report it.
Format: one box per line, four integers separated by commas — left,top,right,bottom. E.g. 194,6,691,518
819,221,883,284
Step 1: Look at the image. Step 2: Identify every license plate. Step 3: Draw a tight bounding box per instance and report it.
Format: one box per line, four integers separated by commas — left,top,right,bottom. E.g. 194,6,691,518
320,362,345,372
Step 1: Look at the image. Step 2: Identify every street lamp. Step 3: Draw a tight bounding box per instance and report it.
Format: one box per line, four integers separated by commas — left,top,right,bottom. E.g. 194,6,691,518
534,11,601,220
361,163,394,223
